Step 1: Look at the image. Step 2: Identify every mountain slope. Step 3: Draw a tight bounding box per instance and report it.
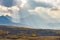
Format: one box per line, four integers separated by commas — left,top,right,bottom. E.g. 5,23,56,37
0,25,60,36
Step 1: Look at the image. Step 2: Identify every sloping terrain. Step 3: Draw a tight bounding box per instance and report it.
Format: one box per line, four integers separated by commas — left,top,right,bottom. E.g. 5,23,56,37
0,25,60,40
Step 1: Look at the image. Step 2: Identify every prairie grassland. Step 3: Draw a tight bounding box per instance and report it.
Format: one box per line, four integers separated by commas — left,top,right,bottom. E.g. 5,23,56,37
0,36,60,40
0,25,60,40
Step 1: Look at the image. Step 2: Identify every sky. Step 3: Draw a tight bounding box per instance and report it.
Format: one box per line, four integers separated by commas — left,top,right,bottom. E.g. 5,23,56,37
0,0,60,30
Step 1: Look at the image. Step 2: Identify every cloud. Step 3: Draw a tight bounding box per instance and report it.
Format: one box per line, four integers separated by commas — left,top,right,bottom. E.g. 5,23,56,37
28,7,50,17
28,7,57,23
20,0,27,8
0,0,60,29
0,5,8,11
28,6,60,23
0,5,20,23
35,0,59,3
8,6,20,11
27,0,53,9
0,0,60,19
0,5,12,16
28,5,60,18
35,0,60,9
14,0,27,8
0,0,28,23
35,0,54,3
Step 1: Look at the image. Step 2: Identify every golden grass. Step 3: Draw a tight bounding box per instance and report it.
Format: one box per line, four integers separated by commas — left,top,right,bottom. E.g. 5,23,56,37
0,36,60,40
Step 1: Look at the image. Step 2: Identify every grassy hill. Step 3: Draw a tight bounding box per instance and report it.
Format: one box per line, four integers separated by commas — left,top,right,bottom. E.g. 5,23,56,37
0,25,60,40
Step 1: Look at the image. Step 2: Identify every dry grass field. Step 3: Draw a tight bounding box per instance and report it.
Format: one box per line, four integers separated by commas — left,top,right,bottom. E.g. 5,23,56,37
0,36,60,40
0,25,60,40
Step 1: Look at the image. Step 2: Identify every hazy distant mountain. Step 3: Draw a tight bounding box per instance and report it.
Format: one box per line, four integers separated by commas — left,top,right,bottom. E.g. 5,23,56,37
0,16,13,24
0,16,27,26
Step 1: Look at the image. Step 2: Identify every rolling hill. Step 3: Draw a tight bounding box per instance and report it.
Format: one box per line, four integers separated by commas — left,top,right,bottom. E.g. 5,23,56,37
0,25,60,39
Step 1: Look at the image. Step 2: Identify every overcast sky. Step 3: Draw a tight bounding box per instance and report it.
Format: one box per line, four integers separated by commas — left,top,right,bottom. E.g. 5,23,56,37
0,0,60,30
